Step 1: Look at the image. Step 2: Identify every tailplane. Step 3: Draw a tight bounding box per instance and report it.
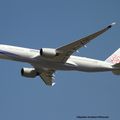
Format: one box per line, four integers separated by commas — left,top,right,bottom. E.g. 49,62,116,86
112,70,120,75
105,48,120,75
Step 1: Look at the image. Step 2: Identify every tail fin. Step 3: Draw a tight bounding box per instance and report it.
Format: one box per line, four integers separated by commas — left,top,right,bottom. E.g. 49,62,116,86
105,48,120,75
105,48,120,65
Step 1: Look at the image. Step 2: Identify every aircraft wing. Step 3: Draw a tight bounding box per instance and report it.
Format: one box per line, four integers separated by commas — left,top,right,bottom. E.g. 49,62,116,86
56,23,115,62
39,70,55,86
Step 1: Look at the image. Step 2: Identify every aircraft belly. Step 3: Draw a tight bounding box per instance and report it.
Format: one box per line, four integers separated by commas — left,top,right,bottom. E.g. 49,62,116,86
74,61,113,72
31,57,114,72
0,54,10,60
0,53,32,62
66,57,113,72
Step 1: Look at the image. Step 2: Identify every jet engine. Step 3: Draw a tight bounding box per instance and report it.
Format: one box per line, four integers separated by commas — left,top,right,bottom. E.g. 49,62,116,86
40,48,58,58
21,68,38,78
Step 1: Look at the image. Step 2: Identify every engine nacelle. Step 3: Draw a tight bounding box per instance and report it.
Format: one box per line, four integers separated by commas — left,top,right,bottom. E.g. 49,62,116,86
40,48,58,58
21,68,38,78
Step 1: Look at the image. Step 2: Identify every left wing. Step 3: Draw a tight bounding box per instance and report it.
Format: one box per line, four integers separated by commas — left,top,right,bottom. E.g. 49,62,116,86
33,23,115,86
39,70,56,86
55,22,115,62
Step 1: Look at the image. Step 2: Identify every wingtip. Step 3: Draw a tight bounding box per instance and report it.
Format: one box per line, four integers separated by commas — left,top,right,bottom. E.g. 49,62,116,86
111,22,116,26
108,22,116,28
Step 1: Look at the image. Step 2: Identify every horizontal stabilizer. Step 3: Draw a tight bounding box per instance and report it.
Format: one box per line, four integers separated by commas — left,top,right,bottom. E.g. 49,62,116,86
113,63,120,67
112,70,120,75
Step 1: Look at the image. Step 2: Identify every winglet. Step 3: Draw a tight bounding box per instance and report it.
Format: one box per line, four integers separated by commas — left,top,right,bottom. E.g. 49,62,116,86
108,22,116,28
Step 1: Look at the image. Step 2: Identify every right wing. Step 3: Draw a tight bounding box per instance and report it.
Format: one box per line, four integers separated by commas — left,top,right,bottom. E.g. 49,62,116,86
39,70,56,86
31,63,56,86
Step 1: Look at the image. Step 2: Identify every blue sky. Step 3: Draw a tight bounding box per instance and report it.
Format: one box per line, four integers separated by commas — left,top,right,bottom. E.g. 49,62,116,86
0,0,120,120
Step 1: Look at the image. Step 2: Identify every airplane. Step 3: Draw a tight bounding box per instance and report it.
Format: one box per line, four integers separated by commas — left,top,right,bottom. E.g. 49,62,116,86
0,22,120,86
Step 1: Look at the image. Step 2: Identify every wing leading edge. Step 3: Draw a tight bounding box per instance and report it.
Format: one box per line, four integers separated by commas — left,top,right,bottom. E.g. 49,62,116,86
55,22,116,62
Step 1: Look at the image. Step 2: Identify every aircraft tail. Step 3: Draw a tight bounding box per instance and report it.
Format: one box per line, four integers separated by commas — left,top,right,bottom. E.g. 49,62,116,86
105,48,120,75
105,48,120,64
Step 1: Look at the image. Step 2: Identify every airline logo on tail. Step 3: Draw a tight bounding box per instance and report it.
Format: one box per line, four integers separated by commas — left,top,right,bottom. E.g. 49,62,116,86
106,48,120,64
110,54,120,64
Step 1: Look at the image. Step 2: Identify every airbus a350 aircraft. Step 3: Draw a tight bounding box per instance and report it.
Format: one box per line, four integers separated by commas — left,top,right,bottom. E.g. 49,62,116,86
0,22,120,86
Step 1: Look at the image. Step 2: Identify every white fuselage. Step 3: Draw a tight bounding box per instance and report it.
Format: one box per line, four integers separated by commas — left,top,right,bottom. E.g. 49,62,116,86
0,44,114,72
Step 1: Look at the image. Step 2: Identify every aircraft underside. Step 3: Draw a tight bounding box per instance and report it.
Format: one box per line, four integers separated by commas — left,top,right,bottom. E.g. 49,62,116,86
0,22,120,86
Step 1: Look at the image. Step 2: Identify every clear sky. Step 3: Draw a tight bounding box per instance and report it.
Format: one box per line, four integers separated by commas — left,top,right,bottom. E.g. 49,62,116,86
0,0,120,120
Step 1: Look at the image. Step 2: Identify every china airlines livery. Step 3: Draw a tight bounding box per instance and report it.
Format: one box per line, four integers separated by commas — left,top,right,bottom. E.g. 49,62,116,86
0,22,120,86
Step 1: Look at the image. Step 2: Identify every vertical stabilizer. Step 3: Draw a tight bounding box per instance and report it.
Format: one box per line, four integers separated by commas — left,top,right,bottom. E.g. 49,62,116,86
105,48,120,65
106,48,120,75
